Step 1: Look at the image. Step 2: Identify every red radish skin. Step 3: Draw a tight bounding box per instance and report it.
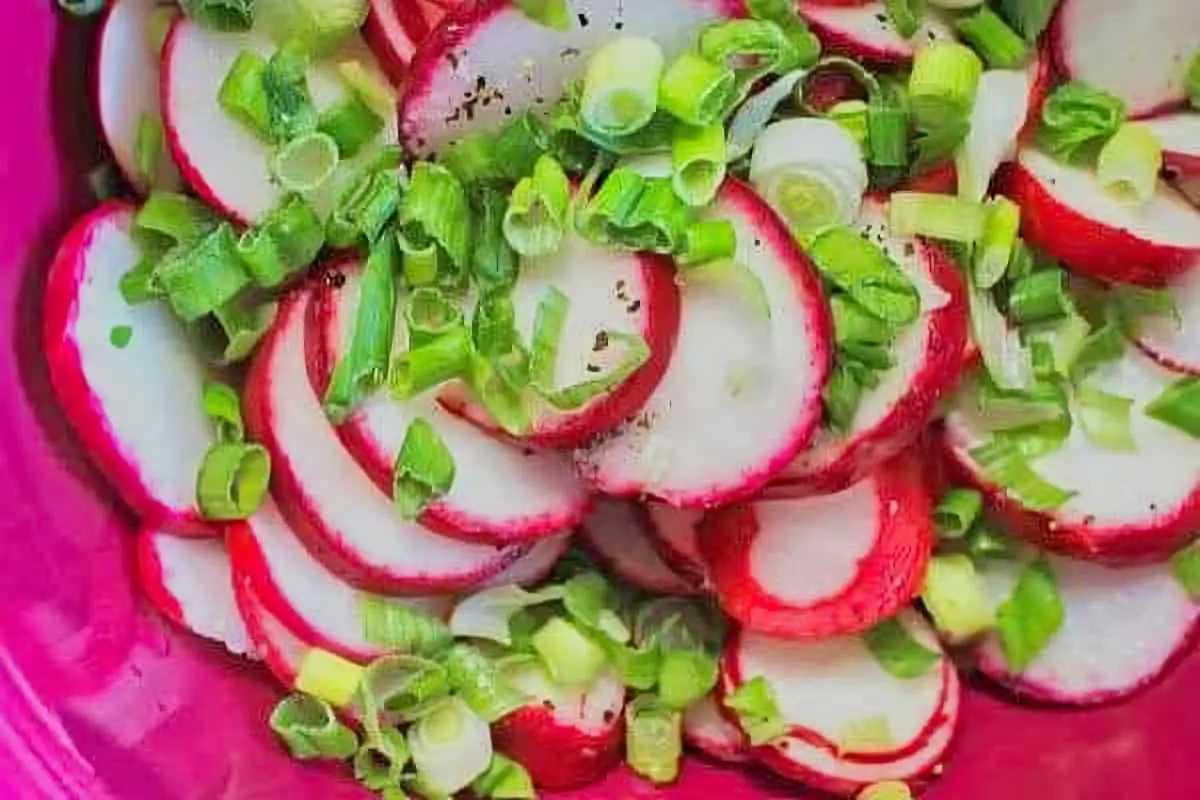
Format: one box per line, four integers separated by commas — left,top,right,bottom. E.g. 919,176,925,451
798,2,955,65
44,202,215,537
136,529,255,657
96,0,181,192
364,0,436,84
399,0,741,156
1141,114,1200,177
998,149,1200,287
1134,263,1200,376
684,694,750,763
701,454,934,639
577,180,833,509
646,502,709,588
245,291,524,595
941,348,1200,563
233,572,318,689
768,201,968,498
492,666,626,791
580,500,704,597
306,264,591,543
1051,0,1200,118
976,553,1200,706
481,532,572,588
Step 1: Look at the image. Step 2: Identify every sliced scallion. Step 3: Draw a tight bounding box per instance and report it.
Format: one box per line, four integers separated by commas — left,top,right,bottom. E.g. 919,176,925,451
401,162,472,275
955,6,1028,69
625,695,683,785
671,123,727,207
862,618,940,679
471,185,521,292
808,226,921,325
295,648,366,707
1145,377,1200,438
723,676,786,745
995,558,1064,672
444,644,526,723
921,554,996,644
407,697,493,798
134,114,164,186
155,224,250,323
908,42,984,131
218,51,270,139
503,155,571,257
1008,269,1071,325
318,93,385,158
472,754,536,800
392,418,456,520
973,197,1020,290
1076,383,1136,452
970,437,1074,511
360,593,453,654
933,488,983,539
270,132,340,194
1096,122,1163,205
890,192,987,243
659,52,737,127
390,325,474,401
354,728,409,793
1036,82,1126,166
531,617,608,686
270,694,359,760
1171,542,1200,599
581,37,666,137
196,441,270,520
677,219,738,266
883,0,925,39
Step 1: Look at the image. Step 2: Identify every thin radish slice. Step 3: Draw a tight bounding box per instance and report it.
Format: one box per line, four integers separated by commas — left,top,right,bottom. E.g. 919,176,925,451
244,291,523,595
1052,0,1200,118
364,0,429,84
136,528,254,657
492,664,626,790
684,694,749,763
1141,113,1200,176
227,499,453,663
482,532,572,588
162,18,398,225
308,265,591,544
768,199,967,498
942,346,1200,563
998,148,1200,286
438,230,680,449
646,502,708,587
797,2,955,65
976,552,1200,705
580,500,703,596
97,0,181,192
1134,264,1200,376
44,202,214,537
233,572,323,689
724,612,959,796
702,454,934,639
956,62,1040,202
400,0,740,156
577,180,833,509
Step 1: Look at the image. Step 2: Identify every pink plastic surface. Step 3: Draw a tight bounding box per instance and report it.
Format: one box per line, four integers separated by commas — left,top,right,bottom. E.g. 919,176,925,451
2,3,1199,798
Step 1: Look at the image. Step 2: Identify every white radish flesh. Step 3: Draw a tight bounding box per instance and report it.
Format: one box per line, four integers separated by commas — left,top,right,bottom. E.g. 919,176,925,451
956,67,1034,201
1135,264,1200,375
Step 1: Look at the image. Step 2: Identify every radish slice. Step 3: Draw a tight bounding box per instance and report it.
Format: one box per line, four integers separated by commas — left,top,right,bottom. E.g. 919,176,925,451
724,612,959,795
136,529,254,656
308,264,590,544
1141,113,1200,176
44,203,214,536
233,572,324,689
684,694,749,763
956,64,1038,202
482,532,572,588
227,499,453,662
491,664,626,790
942,346,1200,563
364,0,429,84
998,148,1200,286
798,2,955,65
1134,264,1200,376
96,0,181,192
438,230,681,449
1052,0,1200,118
768,199,967,498
400,0,740,156
701,454,934,639
162,18,398,225
976,552,1200,705
646,502,708,587
577,180,833,509
580,500,703,596
244,291,523,595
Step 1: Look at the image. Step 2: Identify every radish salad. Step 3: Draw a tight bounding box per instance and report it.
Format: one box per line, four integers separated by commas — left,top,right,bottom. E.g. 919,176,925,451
47,0,1200,797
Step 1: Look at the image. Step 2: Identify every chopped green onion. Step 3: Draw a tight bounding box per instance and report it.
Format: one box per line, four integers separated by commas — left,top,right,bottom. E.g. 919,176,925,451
657,649,719,710
196,441,270,520
859,782,915,800
921,554,995,643
699,20,815,95
659,52,737,127
867,81,911,170
625,695,683,785
606,643,663,690
198,298,276,365
970,437,1075,511
746,0,823,65
202,380,244,443
318,93,385,158
808,226,921,325
581,37,666,137
994,0,1057,43
472,754,536,800
262,45,319,144
360,593,453,654
405,289,464,349
338,60,395,119
155,225,250,323
531,617,608,686
995,558,1064,672
504,155,571,257
828,99,870,152
1096,122,1163,205
677,219,738,266
1146,377,1200,438
908,42,983,132
271,132,340,194
513,0,573,30
354,728,409,793
407,697,494,798
862,618,940,679
449,584,565,645
1008,269,1071,324
444,644,527,723
219,51,271,140
441,133,501,186
1170,542,1200,600
179,0,254,33
560,572,619,637
401,162,472,275
135,191,220,249
723,677,786,745
1188,52,1200,110
466,353,534,437
256,0,368,56
270,694,359,760
911,112,971,174
134,114,164,186
1076,383,1136,451
399,230,439,287
955,7,1028,69
390,325,474,400
359,655,452,724
958,377,1070,433
824,361,866,431
238,195,325,288
109,325,133,349
884,0,925,39
1113,285,1180,330
392,418,456,520
681,258,772,320
296,648,366,707
890,192,987,243
1070,313,1126,382
633,597,726,654
933,488,983,539
494,112,551,182
328,169,402,249
1037,82,1126,166
471,186,521,292
973,197,1020,290
831,295,894,349
671,123,727,207
967,522,1017,560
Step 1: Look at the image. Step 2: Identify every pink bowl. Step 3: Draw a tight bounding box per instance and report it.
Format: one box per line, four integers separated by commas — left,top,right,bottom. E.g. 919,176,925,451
3,4,1199,798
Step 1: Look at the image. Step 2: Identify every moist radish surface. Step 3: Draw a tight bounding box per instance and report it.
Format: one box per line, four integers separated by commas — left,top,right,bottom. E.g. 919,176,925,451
45,0,1200,798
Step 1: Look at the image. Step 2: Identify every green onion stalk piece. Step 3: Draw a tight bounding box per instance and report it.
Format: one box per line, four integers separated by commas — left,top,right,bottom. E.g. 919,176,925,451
908,42,984,132
318,93,385,159
1171,542,1200,599
238,195,326,288
968,283,1035,392
921,554,996,643
531,617,609,687
1036,81,1127,166
581,37,666,137
178,0,254,31
972,196,1020,290
448,584,566,646
625,695,684,785
338,60,397,120
196,441,270,520
807,226,921,326
271,132,341,194
889,192,987,243
723,676,786,745
658,52,737,128
969,437,1075,511
1188,51,1200,110
932,487,983,539
202,380,245,443
392,418,456,520
995,557,1064,672
513,0,573,30
359,655,453,726
1096,122,1163,205
328,167,402,249
883,0,925,39
503,155,571,257
677,219,738,267
671,123,728,207
472,754,536,800
400,162,473,279
407,697,494,798
354,727,410,793
263,45,320,145
256,0,369,56
861,618,941,679
359,593,453,654
296,648,367,707
954,6,1029,69
444,644,528,723
1146,377,1200,438
1075,383,1136,452
270,694,359,761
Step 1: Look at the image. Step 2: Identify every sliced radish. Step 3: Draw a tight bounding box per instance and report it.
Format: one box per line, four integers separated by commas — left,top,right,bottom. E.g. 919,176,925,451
646,502,708,587
400,0,740,156
798,2,955,65
577,180,833,508
580,499,703,596
998,148,1200,286
438,230,680,449
768,199,967,498
956,61,1041,202
482,532,572,588
96,0,181,192
702,454,934,639
162,18,398,225
1141,113,1200,176
1052,0,1200,118
942,346,1200,562
136,528,254,656
44,202,214,536
227,499,453,662
683,693,749,763
244,291,523,595
308,264,591,544
364,0,429,84
976,552,1199,705
233,571,321,689
724,612,959,796
491,664,626,790
1134,263,1200,376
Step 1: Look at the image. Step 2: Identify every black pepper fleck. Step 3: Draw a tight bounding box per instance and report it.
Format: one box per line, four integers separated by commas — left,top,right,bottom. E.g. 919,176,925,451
593,331,610,352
